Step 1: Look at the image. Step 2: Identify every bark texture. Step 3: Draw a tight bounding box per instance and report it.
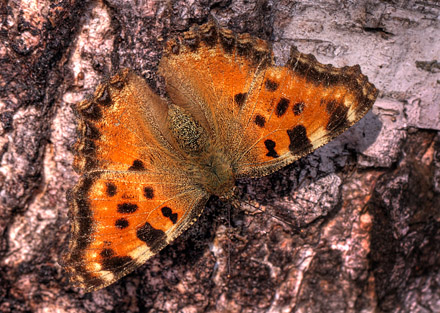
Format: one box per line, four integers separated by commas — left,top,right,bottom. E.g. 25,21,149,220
0,1,439,312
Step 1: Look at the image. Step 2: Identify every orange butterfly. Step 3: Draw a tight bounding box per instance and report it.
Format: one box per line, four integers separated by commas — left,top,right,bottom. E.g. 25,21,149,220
63,20,377,292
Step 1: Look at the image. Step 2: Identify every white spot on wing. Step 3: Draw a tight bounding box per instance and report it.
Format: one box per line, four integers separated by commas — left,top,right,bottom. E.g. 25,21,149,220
309,128,329,148
90,262,102,271
347,106,357,123
93,181,106,197
128,245,150,260
100,270,115,282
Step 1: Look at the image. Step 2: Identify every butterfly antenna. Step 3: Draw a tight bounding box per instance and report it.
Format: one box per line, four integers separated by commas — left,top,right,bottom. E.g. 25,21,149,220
227,202,231,277
290,192,317,206
239,197,299,230
347,162,359,179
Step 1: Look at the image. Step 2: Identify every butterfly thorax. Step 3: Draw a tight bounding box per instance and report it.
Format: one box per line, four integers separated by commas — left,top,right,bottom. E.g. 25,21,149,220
167,104,235,198
167,104,208,154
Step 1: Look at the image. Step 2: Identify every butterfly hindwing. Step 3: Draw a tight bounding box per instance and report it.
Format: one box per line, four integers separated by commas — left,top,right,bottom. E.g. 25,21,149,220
235,47,378,177
65,170,208,292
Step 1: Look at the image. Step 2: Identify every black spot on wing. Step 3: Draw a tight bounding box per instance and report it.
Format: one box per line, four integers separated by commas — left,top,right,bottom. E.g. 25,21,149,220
105,182,117,197
276,98,290,117
110,79,125,90
254,114,266,128
100,248,115,258
264,79,279,92
184,32,200,51
128,159,145,171
117,203,138,214
293,102,305,115
96,86,112,106
326,102,349,131
161,207,178,224
102,254,133,271
100,248,133,271
264,139,279,158
200,23,218,47
234,93,247,107
287,125,313,154
136,222,166,253
219,30,236,53
115,218,129,229
80,103,102,121
83,121,101,140
143,187,154,199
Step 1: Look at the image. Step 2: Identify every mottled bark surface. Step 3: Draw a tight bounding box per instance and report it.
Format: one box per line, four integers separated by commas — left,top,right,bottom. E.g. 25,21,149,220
0,1,439,312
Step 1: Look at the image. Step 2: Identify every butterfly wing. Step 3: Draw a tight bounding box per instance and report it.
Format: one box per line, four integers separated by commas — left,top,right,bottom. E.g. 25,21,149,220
158,21,271,160
158,21,378,178
232,47,378,177
73,69,173,173
64,69,209,292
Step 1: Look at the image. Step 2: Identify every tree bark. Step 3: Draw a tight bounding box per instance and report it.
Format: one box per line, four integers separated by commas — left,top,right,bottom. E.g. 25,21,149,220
0,1,439,312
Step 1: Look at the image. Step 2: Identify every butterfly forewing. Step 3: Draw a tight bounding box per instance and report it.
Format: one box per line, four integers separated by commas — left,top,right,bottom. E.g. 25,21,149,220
65,69,209,292
158,21,272,159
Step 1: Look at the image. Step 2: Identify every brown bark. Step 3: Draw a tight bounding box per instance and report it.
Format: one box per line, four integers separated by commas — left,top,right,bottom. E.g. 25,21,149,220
0,1,439,312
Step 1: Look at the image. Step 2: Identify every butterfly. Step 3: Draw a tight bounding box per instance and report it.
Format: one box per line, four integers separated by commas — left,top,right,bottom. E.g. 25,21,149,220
63,20,378,292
